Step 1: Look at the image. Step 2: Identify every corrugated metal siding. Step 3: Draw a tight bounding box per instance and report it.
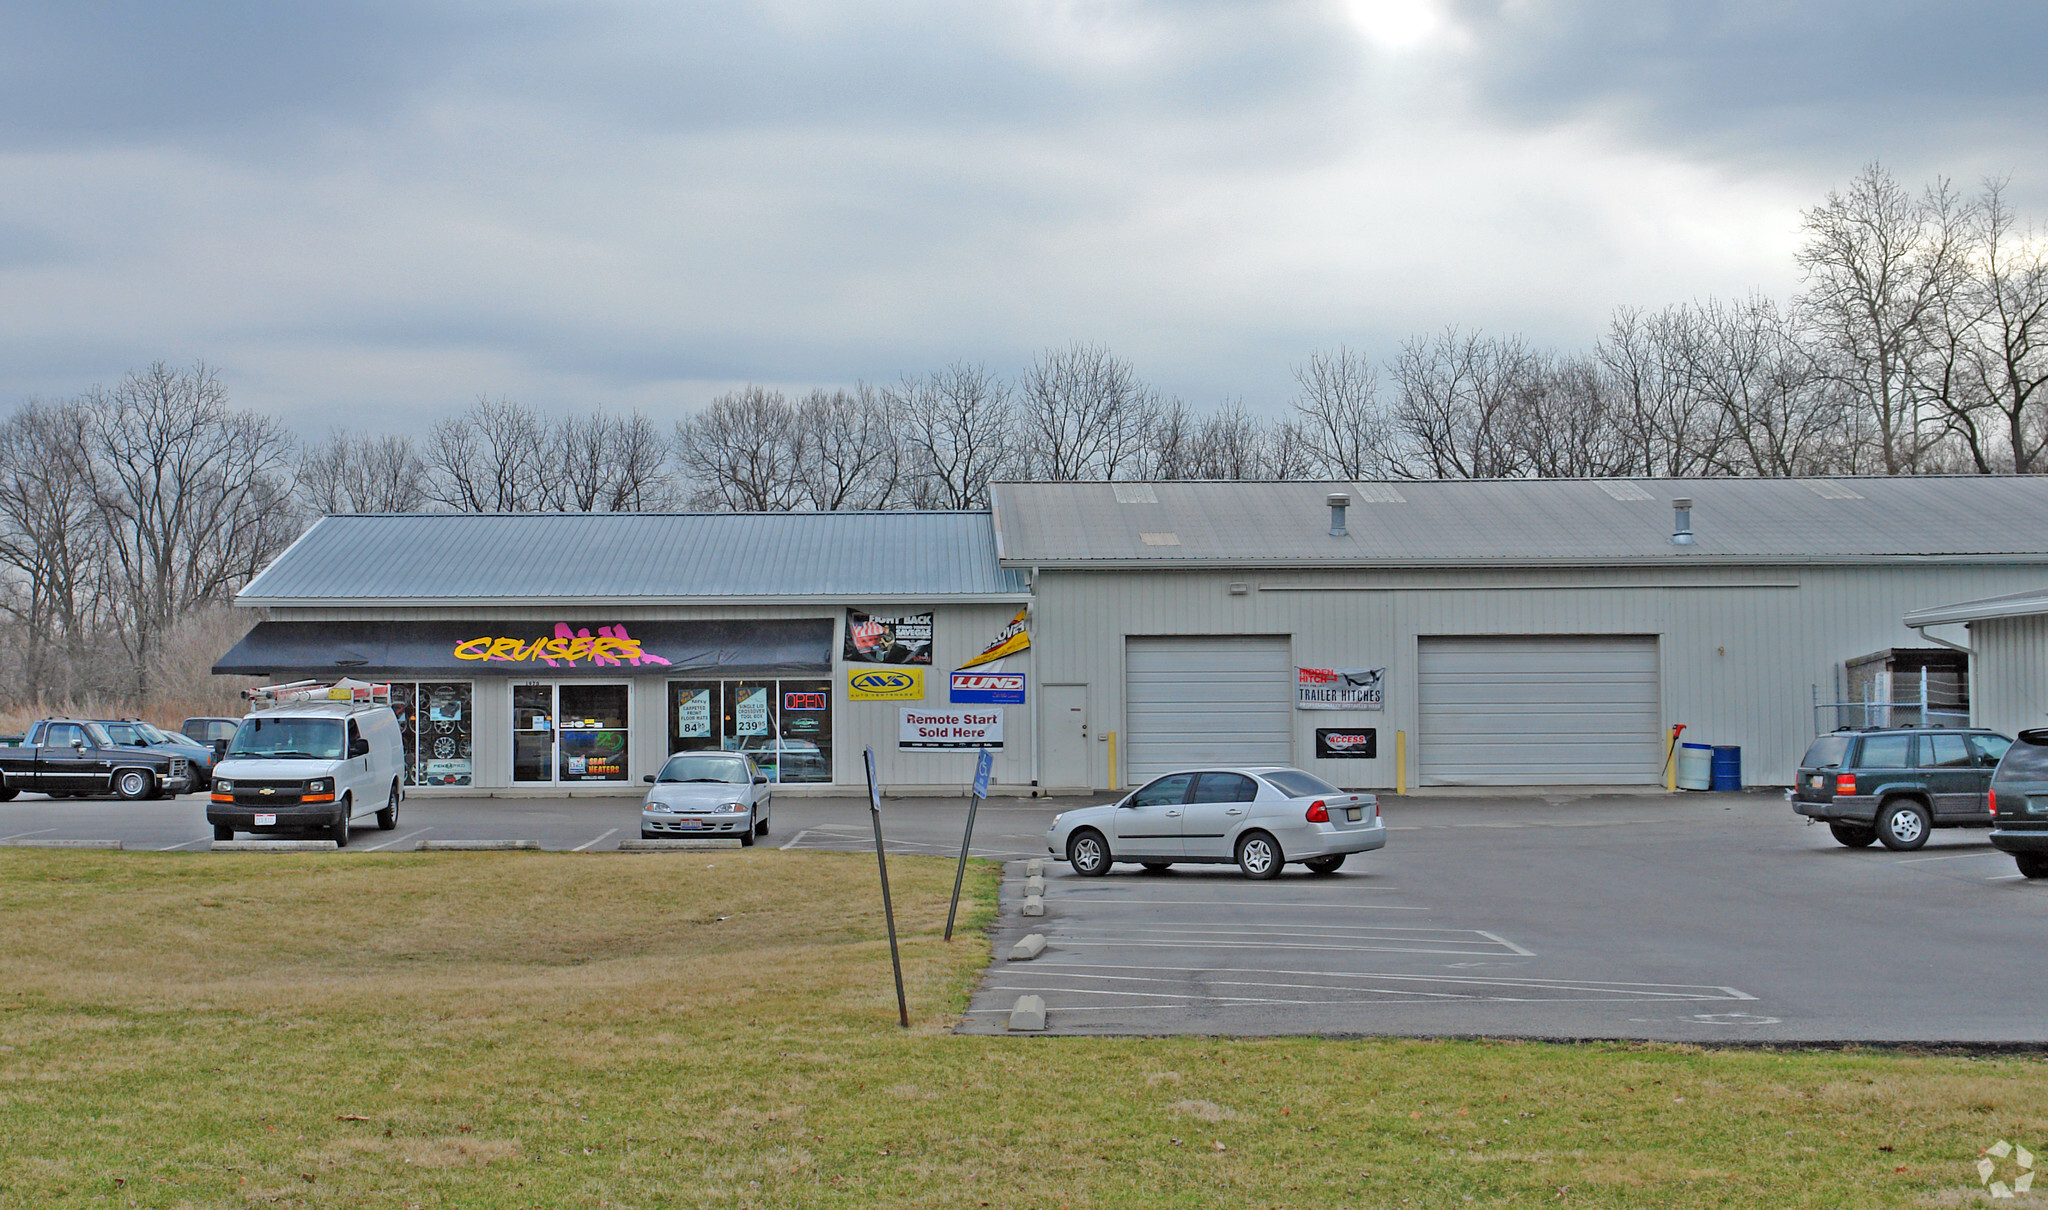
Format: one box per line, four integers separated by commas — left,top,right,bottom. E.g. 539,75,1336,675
1972,616,2048,737
240,512,1027,602
1124,637,1292,780
1029,561,2048,790
1417,636,1661,785
992,478,2048,565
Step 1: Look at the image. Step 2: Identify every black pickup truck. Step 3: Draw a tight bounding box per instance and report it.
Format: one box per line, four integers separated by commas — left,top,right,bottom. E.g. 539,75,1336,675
0,719,194,800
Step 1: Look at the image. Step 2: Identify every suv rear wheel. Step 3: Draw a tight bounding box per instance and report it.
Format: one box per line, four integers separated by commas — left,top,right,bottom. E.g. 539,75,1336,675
1876,799,1931,851
1828,822,1877,848
2016,853,2048,879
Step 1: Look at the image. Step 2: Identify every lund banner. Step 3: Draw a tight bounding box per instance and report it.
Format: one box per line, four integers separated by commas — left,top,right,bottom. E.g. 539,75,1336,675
1296,666,1385,710
843,610,933,665
949,671,1025,705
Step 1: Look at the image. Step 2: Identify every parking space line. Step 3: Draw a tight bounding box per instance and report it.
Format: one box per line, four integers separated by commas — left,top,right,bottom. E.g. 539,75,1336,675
1050,939,1523,957
1022,963,1755,1001
362,827,432,851
1895,852,2002,864
0,828,57,841
159,836,211,851
572,827,619,853
778,829,811,851
1052,923,1498,944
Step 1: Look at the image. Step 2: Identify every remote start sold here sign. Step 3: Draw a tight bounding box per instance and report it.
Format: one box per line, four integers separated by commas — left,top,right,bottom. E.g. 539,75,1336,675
899,708,1004,750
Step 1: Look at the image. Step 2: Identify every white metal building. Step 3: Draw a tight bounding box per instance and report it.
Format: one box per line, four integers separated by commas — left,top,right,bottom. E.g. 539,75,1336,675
1904,588,2048,739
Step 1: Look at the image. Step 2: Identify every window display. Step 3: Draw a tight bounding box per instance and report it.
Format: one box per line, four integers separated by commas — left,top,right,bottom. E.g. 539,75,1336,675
668,678,831,783
513,682,628,783
390,681,473,786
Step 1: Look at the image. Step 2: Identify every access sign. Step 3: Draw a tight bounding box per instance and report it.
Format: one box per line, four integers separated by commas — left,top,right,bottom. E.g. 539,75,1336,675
949,671,1025,705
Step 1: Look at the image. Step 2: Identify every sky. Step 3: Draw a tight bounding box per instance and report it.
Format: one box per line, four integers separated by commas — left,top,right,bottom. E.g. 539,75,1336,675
0,0,2043,436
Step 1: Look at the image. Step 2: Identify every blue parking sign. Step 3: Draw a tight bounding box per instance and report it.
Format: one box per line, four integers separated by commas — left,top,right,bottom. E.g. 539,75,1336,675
972,747,993,799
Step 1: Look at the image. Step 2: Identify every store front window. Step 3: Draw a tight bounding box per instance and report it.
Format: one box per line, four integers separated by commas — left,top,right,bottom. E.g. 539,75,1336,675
513,682,629,784
390,682,474,786
667,679,832,783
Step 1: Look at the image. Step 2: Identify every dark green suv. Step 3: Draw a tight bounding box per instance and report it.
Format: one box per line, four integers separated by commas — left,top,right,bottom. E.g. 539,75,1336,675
1989,728,2048,878
1790,727,2013,850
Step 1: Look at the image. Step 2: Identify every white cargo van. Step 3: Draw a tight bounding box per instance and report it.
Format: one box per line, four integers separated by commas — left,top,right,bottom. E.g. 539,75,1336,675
208,681,405,846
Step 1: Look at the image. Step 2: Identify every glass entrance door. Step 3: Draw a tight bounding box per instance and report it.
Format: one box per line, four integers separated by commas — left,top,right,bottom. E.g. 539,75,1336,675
512,682,630,784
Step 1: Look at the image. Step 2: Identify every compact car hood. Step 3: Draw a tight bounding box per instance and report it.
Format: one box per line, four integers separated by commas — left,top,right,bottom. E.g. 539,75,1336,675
645,783,751,810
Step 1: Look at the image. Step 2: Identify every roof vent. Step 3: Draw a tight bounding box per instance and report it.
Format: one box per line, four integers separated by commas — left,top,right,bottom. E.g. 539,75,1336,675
1327,493,1350,537
1671,498,1695,546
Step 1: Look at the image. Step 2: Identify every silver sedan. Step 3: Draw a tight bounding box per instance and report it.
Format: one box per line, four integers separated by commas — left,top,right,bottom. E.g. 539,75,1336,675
1045,766,1384,879
640,753,772,844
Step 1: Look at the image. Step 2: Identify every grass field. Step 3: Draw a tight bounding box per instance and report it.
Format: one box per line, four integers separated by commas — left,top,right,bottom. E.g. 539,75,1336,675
1,848,2043,1207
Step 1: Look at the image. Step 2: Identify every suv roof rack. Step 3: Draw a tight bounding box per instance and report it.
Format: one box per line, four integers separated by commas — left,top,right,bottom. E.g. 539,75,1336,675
242,678,392,710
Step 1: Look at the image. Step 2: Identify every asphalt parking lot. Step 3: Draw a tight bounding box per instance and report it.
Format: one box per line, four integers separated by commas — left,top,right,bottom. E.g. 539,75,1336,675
5,787,2046,1042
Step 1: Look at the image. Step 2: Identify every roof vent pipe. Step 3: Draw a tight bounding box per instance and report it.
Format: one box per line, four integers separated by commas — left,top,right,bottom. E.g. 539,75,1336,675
1671,498,1695,546
1327,492,1350,537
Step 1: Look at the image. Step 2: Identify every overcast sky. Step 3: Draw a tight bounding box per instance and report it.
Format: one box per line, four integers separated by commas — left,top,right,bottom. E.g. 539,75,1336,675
1,0,2042,435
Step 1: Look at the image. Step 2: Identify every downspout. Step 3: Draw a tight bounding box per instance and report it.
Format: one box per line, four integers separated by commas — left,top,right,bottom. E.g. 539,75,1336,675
1904,621,1973,656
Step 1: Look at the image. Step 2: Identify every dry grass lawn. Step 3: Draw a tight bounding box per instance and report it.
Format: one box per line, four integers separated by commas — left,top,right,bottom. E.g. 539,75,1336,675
2,848,2044,1207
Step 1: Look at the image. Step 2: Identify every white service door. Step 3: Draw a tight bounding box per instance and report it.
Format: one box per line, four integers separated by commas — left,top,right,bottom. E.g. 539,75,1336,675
1417,635,1662,786
1125,636,1292,783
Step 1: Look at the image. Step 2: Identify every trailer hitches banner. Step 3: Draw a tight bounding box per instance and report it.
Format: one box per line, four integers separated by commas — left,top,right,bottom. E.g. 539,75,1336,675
844,610,933,665
899,708,1004,749
1296,666,1385,710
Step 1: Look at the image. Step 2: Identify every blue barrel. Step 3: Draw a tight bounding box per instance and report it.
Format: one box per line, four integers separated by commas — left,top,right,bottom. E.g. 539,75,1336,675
1710,745,1741,791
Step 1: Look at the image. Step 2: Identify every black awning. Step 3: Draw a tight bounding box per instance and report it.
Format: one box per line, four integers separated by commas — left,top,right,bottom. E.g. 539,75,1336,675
214,618,834,679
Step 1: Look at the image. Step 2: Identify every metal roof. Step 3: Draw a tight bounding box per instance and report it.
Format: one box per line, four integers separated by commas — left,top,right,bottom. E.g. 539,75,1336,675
238,512,1029,605
1903,587,2048,627
989,477,2048,567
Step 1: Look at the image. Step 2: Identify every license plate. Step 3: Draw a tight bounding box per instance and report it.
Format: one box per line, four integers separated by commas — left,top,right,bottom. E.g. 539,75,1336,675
675,820,702,830
1346,808,1362,822
1810,777,1824,789
254,814,276,827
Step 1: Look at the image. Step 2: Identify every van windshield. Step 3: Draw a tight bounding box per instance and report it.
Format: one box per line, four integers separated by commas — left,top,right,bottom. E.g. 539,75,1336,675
657,755,750,784
228,717,345,761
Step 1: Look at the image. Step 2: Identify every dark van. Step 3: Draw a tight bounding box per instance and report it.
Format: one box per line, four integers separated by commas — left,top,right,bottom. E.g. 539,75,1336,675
1988,728,2048,878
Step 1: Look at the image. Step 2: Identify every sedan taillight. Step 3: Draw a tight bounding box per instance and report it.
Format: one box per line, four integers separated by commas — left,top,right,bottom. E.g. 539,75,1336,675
1305,800,1329,823
1835,774,1858,796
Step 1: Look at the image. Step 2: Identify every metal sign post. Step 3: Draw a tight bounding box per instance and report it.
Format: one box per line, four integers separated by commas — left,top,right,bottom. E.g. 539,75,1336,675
865,746,909,1028
944,748,994,941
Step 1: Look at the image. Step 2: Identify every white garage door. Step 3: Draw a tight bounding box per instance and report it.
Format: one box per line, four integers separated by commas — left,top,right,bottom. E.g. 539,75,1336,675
1418,636,1662,786
1125,636,1292,782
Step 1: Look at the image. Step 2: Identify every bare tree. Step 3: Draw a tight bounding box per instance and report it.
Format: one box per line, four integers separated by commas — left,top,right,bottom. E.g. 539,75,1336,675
1797,163,1972,473
425,397,550,512
1676,295,1853,476
297,429,430,515
894,362,1013,509
1388,328,1535,478
547,410,680,512
794,386,900,510
1016,343,1154,480
675,386,807,511
1926,180,2048,472
1599,305,1730,476
1508,354,1642,478
1291,347,1397,478
0,401,104,701
85,362,297,700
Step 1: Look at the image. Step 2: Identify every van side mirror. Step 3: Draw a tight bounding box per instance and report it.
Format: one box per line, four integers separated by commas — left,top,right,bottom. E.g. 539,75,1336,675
349,737,370,757
643,774,655,783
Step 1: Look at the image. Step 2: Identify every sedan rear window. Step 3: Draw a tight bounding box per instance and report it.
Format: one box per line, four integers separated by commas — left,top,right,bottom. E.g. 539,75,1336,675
1994,738,2048,780
1261,769,1341,798
1800,735,1851,769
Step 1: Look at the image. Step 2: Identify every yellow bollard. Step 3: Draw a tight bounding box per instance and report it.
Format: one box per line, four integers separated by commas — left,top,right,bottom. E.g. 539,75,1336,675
1395,730,1407,796
1664,727,1681,793
1107,731,1118,791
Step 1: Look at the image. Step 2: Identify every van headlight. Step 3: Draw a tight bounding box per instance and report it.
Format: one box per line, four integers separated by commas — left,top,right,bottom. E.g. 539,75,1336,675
213,779,233,793
305,779,333,795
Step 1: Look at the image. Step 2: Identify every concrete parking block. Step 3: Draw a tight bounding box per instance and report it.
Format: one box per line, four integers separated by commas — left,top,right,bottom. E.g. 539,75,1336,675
1007,994,1047,1031
0,838,121,849
1025,859,1043,877
1022,894,1044,917
1024,874,1046,895
615,838,745,852
1007,933,1047,961
209,840,339,852
417,839,542,851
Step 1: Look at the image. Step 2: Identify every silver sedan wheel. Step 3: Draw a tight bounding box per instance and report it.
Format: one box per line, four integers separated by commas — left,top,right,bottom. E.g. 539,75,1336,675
1236,832,1281,879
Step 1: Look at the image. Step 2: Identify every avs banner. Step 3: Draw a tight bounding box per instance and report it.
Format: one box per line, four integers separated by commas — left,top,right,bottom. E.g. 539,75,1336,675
1296,666,1385,710
949,671,1025,705
847,667,925,701
900,707,1004,750
844,610,933,665
1315,728,1378,758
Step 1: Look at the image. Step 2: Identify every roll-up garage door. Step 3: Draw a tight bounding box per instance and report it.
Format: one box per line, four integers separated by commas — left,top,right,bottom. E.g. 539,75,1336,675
1125,636,1292,782
1418,636,1661,786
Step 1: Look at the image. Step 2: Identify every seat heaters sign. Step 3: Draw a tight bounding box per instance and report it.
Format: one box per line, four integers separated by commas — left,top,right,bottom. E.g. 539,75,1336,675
949,671,1025,705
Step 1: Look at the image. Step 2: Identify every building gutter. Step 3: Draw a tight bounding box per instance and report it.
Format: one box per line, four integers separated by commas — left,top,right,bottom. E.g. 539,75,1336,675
1905,621,1975,656
997,554,2048,572
235,593,1037,609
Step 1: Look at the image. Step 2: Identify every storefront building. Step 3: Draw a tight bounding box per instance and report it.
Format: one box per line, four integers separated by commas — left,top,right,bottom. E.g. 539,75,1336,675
217,512,1032,793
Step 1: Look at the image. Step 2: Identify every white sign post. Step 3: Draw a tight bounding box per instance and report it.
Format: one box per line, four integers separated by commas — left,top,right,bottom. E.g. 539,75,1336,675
945,748,995,941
